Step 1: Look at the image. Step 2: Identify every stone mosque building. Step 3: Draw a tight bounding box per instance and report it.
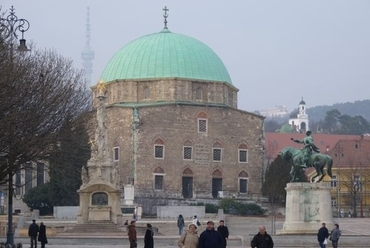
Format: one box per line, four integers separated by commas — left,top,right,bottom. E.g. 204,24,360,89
90,10,265,206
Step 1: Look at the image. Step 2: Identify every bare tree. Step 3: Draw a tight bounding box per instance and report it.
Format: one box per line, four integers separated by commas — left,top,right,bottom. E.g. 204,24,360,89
0,37,90,184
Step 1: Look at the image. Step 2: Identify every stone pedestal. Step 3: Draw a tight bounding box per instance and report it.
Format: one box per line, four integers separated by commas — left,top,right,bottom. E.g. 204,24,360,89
277,182,333,234
77,182,123,225
124,184,135,205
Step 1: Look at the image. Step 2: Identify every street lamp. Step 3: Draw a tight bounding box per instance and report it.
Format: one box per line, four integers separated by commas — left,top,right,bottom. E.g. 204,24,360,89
0,6,30,246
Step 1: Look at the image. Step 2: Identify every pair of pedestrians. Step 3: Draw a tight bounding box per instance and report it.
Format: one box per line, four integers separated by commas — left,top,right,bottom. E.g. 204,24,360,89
178,219,229,248
317,223,341,248
28,219,48,248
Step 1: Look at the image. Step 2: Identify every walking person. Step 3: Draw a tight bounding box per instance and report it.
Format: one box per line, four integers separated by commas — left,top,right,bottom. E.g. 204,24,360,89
250,225,274,248
177,214,185,235
330,224,341,248
38,222,48,248
198,220,223,248
128,220,137,248
144,223,154,248
217,220,229,248
28,219,39,248
317,223,329,248
178,223,199,248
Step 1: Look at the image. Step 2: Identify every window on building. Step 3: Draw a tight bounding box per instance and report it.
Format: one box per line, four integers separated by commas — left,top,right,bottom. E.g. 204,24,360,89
197,112,208,133
37,162,44,187
330,175,337,187
25,163,33,194
196,87,202,100
154,139,165,159
144,86,150,99
239,178,248,193
113,147,119,161
154,175,164,190
213,142,222,162
238,144,248,163
213,149,221,161
331,198,337,207
198,119,207,133
183,140,193,160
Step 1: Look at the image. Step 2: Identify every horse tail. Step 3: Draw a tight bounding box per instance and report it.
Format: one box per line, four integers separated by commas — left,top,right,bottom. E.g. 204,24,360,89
327,156,333,177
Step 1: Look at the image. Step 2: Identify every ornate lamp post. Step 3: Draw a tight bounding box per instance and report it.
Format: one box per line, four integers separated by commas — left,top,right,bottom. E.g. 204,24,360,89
0,6,30,245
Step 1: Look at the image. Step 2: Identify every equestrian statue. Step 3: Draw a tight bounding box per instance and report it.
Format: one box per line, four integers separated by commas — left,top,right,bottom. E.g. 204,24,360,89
279,131,333,182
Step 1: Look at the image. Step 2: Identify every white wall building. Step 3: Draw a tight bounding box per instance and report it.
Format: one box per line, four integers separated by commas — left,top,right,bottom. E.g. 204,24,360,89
289,98,309,132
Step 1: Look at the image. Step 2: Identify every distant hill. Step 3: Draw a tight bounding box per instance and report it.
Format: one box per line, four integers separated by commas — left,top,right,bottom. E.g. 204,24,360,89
307,100,370,122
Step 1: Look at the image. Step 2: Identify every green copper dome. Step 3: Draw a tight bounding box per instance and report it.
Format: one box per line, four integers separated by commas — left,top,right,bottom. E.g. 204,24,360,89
101,28,232,85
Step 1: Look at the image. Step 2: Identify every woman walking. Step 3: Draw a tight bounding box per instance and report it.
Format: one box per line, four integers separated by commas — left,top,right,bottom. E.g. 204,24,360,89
38,222,48,248
178,223,199,248
144,223,154,248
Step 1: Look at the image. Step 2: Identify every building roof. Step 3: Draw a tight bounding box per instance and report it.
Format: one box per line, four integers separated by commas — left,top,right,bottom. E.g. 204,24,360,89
101,27,232,85
265,133,370,159
329,138,370,168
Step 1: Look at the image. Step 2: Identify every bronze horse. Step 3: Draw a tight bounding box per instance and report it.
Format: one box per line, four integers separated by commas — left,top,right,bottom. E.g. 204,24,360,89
279,146,333,182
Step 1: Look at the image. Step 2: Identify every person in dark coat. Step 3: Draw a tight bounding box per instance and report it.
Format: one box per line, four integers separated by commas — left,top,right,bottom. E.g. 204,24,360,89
38,222,48,248
127,220,137,248
317,222,329,248
251,225,274,248
198,220,223,248
28,219,39,248
217,220,229,248
144,223,154,248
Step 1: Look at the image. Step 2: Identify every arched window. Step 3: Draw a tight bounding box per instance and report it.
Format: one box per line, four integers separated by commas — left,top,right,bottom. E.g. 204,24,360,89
144,86,150,99
238,143,248,163
154,138,165,159
196,87,202,100
238,171,249,193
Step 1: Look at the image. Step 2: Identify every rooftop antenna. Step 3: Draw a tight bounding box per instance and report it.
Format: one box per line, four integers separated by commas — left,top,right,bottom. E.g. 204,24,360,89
81,6,95,84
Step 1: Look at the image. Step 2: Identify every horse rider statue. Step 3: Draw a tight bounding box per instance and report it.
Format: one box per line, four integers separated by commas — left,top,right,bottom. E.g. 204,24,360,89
291,130,320,168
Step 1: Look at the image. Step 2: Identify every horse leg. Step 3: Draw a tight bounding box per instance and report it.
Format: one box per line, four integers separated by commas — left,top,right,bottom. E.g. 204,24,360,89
317,165,326,182
311,164,320,183
289,165,296,182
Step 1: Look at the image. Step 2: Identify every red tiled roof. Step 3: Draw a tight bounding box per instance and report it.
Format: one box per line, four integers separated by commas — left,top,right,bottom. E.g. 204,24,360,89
265,133,370,159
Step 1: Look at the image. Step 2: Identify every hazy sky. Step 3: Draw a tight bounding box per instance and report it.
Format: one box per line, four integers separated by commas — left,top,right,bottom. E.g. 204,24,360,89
3,0,370,112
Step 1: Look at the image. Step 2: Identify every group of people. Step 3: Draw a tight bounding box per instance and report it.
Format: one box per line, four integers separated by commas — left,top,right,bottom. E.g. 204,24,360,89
177,218,229,248
317,223,342,248
28,219,48,248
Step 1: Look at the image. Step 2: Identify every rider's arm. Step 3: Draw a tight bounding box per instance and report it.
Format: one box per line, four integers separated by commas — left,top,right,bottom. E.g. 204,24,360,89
291,138,303,144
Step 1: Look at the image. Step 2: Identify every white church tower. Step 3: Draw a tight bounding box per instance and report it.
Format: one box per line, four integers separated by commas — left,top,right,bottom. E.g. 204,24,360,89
289,98,309,132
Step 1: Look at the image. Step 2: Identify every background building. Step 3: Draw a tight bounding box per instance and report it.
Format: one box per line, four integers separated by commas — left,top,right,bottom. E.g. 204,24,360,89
289,98,309,132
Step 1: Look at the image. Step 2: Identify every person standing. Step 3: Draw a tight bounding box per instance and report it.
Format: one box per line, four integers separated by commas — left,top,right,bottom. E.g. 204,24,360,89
144,223,154,248
317,222,329,248
198,220,223,248
330,224,341,248
177,214,185,235
178,223,199,248
28,219,39,248
38,222,48,248
217,220,229,248
128,220,137,248
250,225,274,248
